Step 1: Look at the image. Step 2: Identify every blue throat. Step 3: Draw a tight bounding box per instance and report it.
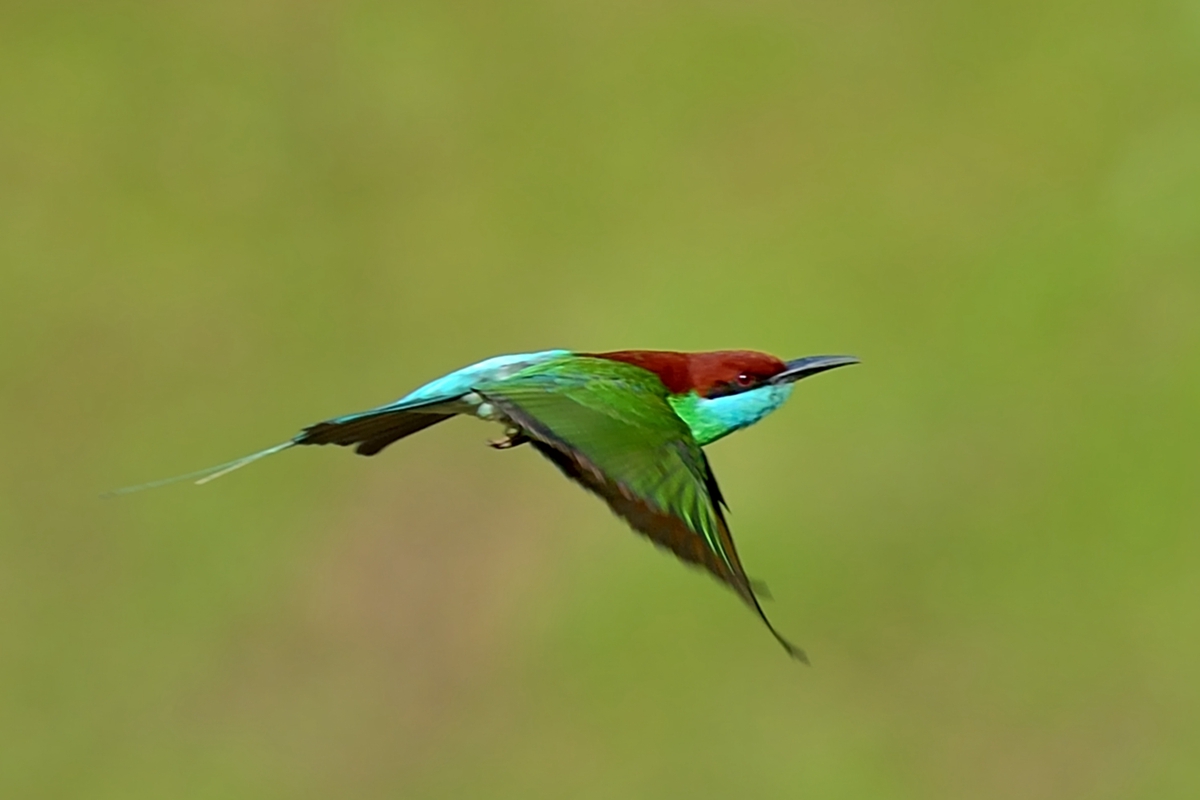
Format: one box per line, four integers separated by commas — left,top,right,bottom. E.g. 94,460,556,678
669,383,796,447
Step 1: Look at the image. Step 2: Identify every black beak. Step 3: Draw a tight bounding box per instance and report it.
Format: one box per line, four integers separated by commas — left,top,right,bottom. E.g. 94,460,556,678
771,355,860,385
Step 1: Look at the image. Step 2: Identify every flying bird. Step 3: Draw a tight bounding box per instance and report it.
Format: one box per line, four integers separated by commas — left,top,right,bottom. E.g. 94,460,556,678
110,349,858,661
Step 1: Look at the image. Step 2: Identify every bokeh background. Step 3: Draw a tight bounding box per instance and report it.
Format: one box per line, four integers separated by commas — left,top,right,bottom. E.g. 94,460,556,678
3,2,1198,798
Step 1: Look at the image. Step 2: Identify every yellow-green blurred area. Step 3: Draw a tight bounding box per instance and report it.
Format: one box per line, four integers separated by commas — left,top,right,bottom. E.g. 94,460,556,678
2,1,1198,797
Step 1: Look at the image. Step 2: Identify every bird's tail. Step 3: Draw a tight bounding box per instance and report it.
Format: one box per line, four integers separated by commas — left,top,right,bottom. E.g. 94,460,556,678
102,441,295,497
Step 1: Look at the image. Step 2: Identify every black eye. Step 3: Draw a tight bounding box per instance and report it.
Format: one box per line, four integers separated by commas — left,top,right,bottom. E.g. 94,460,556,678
735,372,753,386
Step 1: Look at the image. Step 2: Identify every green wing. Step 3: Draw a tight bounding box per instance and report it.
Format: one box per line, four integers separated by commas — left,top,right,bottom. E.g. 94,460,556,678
475,358,806,661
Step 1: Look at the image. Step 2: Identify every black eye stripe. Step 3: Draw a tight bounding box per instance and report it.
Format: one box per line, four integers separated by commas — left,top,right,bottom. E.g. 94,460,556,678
705,375,758,399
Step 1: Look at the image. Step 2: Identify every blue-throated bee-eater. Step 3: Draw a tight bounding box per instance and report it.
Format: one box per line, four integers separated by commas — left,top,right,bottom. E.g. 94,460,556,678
111,349,858,661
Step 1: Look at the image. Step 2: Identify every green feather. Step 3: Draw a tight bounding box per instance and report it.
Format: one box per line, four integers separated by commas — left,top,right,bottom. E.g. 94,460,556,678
475,356,806,661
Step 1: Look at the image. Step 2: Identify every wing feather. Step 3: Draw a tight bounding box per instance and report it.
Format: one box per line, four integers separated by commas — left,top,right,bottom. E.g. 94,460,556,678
476,361,806,661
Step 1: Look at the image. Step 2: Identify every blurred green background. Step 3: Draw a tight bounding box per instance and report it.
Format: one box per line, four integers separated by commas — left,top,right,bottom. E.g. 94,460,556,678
3,2,1198,798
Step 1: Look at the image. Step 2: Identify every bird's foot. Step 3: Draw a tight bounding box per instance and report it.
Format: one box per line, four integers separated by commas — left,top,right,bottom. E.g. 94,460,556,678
488,429,530,449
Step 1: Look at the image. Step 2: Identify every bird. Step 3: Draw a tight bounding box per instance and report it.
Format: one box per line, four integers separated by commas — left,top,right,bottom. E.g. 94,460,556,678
109,348,858,661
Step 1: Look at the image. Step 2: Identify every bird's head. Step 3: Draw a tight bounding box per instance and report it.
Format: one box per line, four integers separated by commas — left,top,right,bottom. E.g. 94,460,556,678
596,349,858,397
688,351,860,398
593,349,859,445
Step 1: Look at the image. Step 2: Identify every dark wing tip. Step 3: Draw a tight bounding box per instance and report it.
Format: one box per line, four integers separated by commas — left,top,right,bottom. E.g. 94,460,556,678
741,581,809,664
780,637,811,665
759,609,809,664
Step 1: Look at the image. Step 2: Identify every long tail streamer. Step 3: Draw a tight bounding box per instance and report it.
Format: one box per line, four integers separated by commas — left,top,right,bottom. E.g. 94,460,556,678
102,441,295,497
